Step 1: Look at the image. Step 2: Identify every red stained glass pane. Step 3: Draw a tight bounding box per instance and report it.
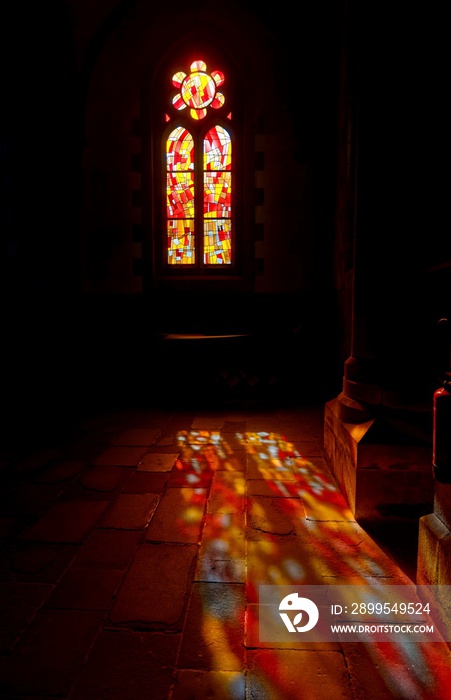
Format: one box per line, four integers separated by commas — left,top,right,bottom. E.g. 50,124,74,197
211,94,225,109
167,173,194,218
211,70,225,87
204,172,232,218
172,94,187,111
204,126,231,171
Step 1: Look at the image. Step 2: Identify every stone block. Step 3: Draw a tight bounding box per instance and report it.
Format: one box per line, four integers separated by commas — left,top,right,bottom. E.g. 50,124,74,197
0,582,52,652
110,543,197,628
177,582,246,671
79,465,126,492
72,529,140,569
20,500,110,543
199,512,246,560
246,459,296,482
5,543,79,582
121,470,168,493
0,609,103,696
45,567,123,610
111,428,161,446
417,513,448,584
66,629,179,700
247,479,301,498
195,557,245,583
1,483,64,518
0,517,20,546
137,452,177,471
36,458,87,484
166,459,213,488
246,648,352,700
92,446,147,467
246,539,320,600
207,472,246,514
247,496,299,536
172,670,245,699
145,488,206,543
100,493,159,530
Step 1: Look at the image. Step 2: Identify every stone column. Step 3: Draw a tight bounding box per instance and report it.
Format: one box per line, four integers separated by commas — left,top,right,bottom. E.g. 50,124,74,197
323,0,436,520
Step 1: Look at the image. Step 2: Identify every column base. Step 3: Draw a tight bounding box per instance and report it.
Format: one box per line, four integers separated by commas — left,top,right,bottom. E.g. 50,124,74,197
417,513,451,644
324,397,434,520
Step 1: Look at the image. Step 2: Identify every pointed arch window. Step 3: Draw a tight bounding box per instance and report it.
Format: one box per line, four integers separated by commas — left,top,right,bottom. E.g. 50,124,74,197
163,59,234,270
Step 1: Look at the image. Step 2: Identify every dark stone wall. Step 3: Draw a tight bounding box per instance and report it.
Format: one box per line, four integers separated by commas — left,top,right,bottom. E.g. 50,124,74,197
1,1,446,435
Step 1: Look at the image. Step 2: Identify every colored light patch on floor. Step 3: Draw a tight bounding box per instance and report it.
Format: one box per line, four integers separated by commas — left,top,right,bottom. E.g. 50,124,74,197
170,428,451,699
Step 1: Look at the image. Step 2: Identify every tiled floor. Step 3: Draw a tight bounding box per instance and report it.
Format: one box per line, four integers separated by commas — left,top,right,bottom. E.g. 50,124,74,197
0,398,450,699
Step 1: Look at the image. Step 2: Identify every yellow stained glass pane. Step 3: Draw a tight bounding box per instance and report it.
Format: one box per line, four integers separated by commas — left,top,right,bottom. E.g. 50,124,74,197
172,71,186,88
203,220,232,265
168,220,195,265
167,172,194,218
181,72,216,110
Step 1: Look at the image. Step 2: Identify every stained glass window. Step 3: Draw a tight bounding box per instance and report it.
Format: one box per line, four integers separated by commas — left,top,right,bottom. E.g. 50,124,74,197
165,59,233,267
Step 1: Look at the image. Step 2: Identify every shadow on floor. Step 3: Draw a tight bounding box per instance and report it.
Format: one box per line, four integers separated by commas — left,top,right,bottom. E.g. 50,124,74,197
357,514,427,583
